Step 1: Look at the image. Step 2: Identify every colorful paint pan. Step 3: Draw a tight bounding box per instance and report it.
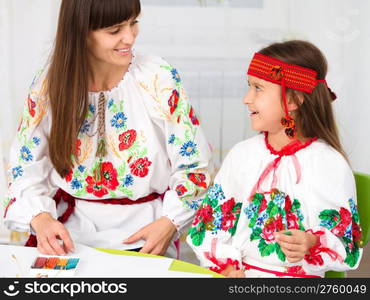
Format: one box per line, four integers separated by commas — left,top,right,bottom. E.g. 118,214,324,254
31,257,79,270
65,258,79,270
32,257,47,269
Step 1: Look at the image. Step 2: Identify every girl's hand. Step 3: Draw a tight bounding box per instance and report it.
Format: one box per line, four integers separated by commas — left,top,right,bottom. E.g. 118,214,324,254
30,212,74,256
123,216,177,256
274,229,318,263
220,265,245,278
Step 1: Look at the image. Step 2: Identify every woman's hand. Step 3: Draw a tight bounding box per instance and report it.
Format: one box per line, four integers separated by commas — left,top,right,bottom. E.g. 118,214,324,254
274,229,318,263
123,216,177,256
30,212,74,256
220,265,245,278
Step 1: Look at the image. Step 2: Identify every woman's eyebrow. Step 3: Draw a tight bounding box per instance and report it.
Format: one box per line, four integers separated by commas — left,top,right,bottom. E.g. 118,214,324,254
107,20,129,29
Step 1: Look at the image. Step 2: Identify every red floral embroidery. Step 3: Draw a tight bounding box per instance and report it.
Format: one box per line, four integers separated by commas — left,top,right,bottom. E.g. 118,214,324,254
130,157,152,177
286,266,307,275
175,184,188,196
331,208,352,236
221,198,238,231
193,204,213,226
284,195,299,229
258,197,267,213
352,222,362,243
27,96,36,117
187,173,207,188
100,162,119,190
65,168,73,182
85,176,108,197
262,214,284,242
119,129,137,151
4,198,16,218
75,139,81,157
168,90,179,114
189,107,199,126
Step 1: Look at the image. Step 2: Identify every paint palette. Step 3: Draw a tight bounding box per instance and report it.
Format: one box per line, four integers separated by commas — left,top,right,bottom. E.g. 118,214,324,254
29,256,80,277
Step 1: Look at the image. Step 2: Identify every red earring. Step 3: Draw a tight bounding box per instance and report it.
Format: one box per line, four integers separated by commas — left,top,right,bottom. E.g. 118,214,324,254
281,114,296,139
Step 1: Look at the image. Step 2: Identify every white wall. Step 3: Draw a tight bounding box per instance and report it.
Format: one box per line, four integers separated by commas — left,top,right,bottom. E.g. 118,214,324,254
1,0,369,240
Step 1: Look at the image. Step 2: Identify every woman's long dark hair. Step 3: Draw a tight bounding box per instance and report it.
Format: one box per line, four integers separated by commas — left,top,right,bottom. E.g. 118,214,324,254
47,0,141,177
259,40,347,160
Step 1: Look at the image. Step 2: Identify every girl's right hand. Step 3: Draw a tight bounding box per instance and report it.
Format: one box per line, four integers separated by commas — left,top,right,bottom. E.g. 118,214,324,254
30,212,74,256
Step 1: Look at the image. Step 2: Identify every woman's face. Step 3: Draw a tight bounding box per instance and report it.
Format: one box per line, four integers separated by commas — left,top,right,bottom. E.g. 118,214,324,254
87,17,139,70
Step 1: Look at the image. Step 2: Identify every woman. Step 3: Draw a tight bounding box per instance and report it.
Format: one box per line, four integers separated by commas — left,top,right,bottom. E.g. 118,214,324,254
4,0,213,258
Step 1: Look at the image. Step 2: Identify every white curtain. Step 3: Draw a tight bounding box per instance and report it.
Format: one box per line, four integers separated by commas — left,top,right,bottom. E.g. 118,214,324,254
1,0,369,243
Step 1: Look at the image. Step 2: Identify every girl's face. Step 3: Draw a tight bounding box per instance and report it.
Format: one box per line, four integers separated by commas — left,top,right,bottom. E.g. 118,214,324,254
87,17,139,70
243,75,285,134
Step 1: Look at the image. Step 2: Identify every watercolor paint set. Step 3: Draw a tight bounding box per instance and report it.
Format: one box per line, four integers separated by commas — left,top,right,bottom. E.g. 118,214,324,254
29,256,80,277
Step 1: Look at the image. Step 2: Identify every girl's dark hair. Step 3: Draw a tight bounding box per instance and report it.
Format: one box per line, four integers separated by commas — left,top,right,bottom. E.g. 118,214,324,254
47,0,141,177
259,40,347,160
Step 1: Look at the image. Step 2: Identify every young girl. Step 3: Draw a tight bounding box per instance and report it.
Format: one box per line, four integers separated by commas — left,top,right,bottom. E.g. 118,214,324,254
4,0,213,258
187,40,362,277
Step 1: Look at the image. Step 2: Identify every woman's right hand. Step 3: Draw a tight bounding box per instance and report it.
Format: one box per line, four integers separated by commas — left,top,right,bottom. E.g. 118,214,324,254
30,212,74,255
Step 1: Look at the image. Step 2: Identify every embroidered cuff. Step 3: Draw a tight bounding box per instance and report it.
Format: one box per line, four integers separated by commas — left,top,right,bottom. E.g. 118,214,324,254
209,258,241,274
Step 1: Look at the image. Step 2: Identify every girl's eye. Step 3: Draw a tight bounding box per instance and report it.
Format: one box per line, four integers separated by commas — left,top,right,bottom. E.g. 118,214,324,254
255,85,262,91
131,20,139,26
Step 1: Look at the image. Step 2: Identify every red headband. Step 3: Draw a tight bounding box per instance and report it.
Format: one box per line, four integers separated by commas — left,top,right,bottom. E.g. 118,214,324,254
247,52,336,138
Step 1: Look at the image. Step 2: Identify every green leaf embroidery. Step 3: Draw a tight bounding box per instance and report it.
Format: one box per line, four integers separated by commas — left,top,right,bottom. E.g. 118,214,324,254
228,207,242,237
250,227,262,241
117,186,134,198
276,244,286,262
117,164,126,177
74,189,85,197
189,226,206,246
345,250,359,268
258,239,276,257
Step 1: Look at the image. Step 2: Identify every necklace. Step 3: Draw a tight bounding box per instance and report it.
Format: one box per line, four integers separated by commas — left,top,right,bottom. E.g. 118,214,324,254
93,92,107,182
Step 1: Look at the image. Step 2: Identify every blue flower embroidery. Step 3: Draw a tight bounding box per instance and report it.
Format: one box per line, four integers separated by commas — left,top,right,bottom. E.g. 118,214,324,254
168,134,175,144
187,200,200,210
320,219,335,229
244,203,258,219
12,166,24,179
348,198,357,215
123,174,134,187
80,120,90,133
178,162,199,170
78,165,86,173
344,225,353,240
256,212,268,226
32,137,41,145
212,211,223,233
20,146,33,162
111,112,127,128
207,184,225,202
108,99,114,109
180,141,197,157
171,68,181,84
71,178,82,190
89,104,96,113
273,191,285,206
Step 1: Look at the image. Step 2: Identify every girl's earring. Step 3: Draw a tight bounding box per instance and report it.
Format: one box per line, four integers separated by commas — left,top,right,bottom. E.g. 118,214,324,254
281,112,296,139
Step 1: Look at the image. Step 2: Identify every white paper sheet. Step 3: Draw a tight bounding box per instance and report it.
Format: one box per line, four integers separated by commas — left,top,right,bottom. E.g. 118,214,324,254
0,243,207,278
